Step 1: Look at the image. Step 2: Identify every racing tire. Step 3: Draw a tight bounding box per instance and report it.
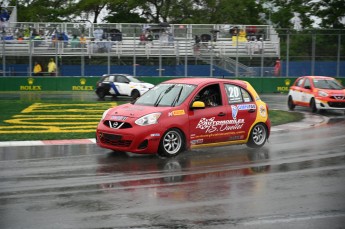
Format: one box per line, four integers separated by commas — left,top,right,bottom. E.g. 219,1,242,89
287,96,295,110
158,128,185,158
131,90,140,100
246,123,268,148
310,98,318,113
96,88,107,99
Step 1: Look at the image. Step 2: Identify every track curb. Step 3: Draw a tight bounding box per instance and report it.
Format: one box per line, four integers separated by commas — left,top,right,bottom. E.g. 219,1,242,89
0,113,328,148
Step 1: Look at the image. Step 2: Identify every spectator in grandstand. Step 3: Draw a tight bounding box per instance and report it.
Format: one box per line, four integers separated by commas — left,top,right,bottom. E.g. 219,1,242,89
168,32,174,46
93,26,104,40
246,37,263,56
257,37,263,54
195,35,201,45
145,30,153,54
159,31,168,46
104,37,113,52
31,29,43,47
15,28,24,39
246,37,255,56
246,26,257,41
194,35,201,54
23,27,31,38
238,29,247,41
145,30,153,42
70,35,80,49
139,32,146,45
59,32,69,47
79,34,86,47
48,58,57,76
33,62,42,76
230,26,239,37
232,29,247,46
51,33,58,48
17,36,24,42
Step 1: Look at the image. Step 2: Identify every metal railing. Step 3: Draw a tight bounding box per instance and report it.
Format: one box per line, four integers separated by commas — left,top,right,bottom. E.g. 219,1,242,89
1,20,343,77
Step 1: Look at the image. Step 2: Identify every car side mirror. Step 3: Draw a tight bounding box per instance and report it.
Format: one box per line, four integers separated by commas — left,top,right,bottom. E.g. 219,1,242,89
304,85,311,90
191,101,205,109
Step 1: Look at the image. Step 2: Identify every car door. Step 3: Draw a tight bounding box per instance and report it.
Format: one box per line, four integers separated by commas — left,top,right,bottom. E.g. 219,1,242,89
106,75,117,95
189,83,230,145
224,83,257,141
289,77,305,105
114,75,131,96
299,77,313,105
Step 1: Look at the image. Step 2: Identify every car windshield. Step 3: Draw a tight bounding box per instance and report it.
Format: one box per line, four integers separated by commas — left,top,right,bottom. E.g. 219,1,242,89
134,83,196,107
313,79,344,90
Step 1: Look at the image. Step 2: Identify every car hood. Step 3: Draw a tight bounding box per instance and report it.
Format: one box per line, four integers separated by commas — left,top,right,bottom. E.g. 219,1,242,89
129,82,154,88
106,104,175,118
317,88,345,95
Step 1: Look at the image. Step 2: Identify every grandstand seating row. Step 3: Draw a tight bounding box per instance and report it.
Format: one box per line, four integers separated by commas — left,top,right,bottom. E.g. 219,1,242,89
0,37,279,58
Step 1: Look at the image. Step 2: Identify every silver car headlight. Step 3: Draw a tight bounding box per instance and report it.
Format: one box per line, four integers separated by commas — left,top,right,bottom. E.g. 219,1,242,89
101,109,111,121
135,113,161,126
318,90,328,97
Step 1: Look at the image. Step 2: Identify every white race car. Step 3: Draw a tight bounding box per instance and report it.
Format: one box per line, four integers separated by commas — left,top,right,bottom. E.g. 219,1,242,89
95,74,154,100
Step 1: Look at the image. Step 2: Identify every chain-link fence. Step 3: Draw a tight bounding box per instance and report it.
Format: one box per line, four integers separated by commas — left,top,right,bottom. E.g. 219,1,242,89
0,22,344,77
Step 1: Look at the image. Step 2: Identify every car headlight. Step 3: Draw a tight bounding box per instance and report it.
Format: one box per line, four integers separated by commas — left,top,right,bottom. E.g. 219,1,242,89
318,90,328,97
101,109,111,121
135,113,161,126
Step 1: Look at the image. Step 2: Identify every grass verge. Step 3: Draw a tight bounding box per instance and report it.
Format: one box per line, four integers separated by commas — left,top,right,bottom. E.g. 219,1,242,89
269,109,304,126
0,100,304,141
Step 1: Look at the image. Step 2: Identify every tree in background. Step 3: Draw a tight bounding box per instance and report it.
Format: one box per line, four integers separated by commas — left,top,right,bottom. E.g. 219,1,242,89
8,0,345,29
104,0,147,23
185,0,263,24
9,0,76,22
310,0,345,29
258,0,313,30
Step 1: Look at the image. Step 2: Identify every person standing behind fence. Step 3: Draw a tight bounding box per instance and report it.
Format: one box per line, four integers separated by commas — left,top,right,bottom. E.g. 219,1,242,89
274,58,281,77
48,58,57,76
33,62,42,76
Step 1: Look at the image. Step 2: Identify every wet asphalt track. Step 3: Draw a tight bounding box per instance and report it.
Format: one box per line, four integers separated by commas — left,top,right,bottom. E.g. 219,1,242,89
0,93,345,229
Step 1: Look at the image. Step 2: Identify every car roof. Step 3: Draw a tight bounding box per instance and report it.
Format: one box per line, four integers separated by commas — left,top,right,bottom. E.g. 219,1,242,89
301,76,335,80
163,77,248,88
102,73,133,77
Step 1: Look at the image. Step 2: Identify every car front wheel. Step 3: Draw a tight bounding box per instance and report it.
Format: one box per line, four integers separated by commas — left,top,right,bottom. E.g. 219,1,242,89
310,98,318,113
158,128,185,157
247,123,267,148
131,90,140,100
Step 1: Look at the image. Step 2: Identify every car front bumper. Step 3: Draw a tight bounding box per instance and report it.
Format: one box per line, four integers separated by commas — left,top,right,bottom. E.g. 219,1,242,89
315,98,345,110
96,123,163,154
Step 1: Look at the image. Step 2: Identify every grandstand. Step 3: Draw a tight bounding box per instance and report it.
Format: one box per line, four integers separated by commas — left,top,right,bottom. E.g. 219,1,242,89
1,6,280,77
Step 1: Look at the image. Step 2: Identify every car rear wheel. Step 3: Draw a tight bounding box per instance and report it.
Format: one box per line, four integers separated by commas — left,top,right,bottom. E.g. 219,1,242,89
247,123,267,148
158,128,185,157
131,90,140,100
96,88,107,99
310,98,318,113
287,96,295,110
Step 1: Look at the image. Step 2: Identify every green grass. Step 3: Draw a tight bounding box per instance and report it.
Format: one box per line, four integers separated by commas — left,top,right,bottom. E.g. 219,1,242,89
0,100,304,141
270,110,304,126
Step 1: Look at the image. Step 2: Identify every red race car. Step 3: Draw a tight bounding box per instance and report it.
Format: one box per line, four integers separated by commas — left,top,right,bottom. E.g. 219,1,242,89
96,78,271,157
288,76,345,113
